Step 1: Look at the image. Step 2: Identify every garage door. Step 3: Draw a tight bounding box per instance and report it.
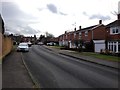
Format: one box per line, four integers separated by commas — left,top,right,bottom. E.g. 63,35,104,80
95,43,105,52
93,40,105,53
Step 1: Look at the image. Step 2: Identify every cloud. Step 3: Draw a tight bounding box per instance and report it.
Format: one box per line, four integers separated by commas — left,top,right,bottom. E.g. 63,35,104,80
1,2,31,19
20,25,39,34
89,14,111,21
46,3,68,16
5,23,39,35
47,4,58,14
82,11,89,16
59,11,67,16
1,2,41,35
82,12,111,21
37,8,45,11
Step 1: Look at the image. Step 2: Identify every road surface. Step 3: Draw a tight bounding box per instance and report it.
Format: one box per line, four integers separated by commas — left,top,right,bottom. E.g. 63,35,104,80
22,45,119,88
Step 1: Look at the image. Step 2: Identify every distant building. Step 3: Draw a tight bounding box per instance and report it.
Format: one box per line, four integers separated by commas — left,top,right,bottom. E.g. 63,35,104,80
21,36,36,44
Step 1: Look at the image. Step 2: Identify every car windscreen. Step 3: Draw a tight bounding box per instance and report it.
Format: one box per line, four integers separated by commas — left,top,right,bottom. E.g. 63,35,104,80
19,43,28,46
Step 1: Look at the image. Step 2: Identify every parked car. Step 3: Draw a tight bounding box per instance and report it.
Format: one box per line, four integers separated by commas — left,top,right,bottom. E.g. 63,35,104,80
27,41,32,47
47,42,56,46
47,42,53,46
17,42,29,52
38,42,44,45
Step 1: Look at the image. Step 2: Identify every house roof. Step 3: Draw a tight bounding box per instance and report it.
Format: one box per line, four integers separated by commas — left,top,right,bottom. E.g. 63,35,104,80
59,23,104,36
80,25,97,31
76,24,104,33
106,20,120,28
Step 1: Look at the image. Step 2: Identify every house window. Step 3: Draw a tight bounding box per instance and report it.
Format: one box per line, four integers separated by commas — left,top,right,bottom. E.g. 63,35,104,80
110,27,120,34
108,41,118,53
66,34,67,39
79,32,81,38
109,45,110,50
74,33,76,38
112,29,115,33
116,29,118,33
111,44,113,51
114,42,116,52
85,31,88,36
63,35,64,40
118,42,120,52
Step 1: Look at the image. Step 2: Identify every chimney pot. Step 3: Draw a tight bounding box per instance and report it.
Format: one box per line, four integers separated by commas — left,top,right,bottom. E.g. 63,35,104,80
65,31,67,34
74,27,76,31
99,20,102,24
79,26,81,30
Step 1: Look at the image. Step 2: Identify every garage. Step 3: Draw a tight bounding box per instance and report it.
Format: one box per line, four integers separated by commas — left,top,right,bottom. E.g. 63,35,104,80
93,40,105,53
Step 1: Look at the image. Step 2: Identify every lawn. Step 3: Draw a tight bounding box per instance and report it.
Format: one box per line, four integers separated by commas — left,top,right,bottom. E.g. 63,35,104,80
72,52,120,62
49,45,64,49
51,46,119,62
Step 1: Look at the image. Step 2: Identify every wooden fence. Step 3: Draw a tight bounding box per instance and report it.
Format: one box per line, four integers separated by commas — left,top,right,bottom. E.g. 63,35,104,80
0,33,13,60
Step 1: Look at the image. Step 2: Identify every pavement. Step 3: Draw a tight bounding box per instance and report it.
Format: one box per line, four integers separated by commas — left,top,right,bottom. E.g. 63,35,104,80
2,50,35,88
44,45,119,69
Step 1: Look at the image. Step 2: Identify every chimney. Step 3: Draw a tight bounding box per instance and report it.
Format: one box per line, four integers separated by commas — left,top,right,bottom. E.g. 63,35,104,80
65,31,67,34
118,14,120,20
79,26,81,30
99,20,102,24
74,27,76,31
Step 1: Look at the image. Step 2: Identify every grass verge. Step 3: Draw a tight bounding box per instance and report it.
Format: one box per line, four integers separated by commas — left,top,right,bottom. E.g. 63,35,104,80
72,52,119,62
50,46,119,62
49,45,64,49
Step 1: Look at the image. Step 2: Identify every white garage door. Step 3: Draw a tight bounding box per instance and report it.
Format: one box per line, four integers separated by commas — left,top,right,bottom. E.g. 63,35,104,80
95,43,105,52
93,40,105,53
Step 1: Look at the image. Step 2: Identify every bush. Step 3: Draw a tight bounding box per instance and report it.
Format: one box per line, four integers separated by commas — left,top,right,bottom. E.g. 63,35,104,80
100,49,120,57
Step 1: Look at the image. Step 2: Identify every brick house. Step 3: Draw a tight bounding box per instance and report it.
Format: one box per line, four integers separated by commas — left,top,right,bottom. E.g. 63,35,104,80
48,37,59,44
105,14,120,53
58,20,107,52
59,34,64,46
58,15,119,53
59,31,75,48
58,20,106,52
75,20,106,52
21,36,36,44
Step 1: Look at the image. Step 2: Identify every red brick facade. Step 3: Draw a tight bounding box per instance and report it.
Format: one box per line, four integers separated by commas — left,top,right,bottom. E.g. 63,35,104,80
50,15,120,53
105,14,120,53
58,20,107,50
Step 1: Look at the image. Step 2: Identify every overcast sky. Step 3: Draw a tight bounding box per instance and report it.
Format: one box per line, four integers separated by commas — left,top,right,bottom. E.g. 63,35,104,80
0,0,120,37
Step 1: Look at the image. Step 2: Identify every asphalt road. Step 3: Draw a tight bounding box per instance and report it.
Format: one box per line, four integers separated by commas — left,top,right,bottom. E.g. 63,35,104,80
22,45,119,88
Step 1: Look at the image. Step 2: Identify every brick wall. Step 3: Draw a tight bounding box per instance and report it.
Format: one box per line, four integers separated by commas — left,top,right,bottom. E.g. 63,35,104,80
79,25,106,42
106,27,120,40
92,25,106,40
